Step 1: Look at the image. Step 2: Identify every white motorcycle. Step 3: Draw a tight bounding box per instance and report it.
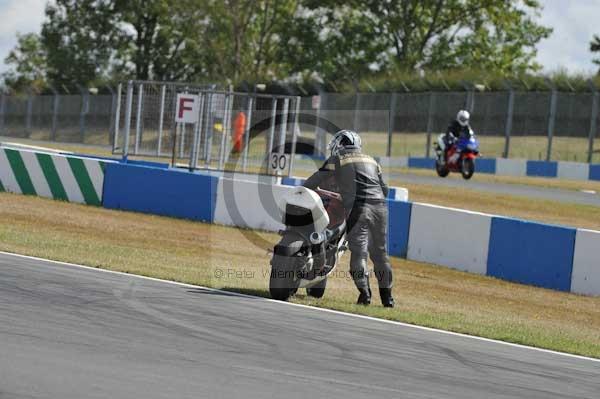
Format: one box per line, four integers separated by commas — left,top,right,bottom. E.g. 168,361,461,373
269,186,348,301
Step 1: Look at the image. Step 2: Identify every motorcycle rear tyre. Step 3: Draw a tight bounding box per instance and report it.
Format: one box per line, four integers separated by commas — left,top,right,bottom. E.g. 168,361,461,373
436,160,450,177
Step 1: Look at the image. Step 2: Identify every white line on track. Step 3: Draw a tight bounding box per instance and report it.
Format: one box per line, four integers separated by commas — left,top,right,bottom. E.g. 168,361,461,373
1,250,599,364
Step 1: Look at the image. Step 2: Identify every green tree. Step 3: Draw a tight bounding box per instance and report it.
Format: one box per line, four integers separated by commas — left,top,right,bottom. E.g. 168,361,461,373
287,0,551,80
41,0,119,89
2,33,48,92
591,34,600,72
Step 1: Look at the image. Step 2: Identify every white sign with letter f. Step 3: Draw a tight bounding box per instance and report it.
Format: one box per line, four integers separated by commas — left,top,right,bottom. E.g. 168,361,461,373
175,93,200,123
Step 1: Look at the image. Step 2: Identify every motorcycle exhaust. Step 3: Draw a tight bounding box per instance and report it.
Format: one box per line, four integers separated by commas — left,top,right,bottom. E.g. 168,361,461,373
309,232,326,272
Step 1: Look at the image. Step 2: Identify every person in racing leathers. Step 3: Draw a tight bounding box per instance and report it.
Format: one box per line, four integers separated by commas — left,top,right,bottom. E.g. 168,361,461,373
303,130,394,307
442,109,472,162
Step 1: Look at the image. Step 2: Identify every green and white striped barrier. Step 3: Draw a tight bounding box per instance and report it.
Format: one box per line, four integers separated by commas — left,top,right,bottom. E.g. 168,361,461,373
0,148,111,205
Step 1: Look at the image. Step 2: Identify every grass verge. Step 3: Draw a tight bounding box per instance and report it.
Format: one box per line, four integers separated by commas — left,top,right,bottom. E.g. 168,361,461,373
1,192,599,358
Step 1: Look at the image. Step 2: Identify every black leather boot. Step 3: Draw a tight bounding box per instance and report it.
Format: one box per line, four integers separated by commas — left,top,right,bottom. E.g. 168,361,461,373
357,287,372,305
379,288,395,308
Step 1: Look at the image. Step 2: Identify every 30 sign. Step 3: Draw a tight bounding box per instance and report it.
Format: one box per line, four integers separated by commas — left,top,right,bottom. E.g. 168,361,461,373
269,153,289,175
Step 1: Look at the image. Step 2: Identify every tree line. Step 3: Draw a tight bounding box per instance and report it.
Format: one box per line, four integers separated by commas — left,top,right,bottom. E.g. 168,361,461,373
1,0,560,93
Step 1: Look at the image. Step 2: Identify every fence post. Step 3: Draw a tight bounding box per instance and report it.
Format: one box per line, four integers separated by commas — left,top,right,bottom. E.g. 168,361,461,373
288,97,301,177
112,83,122,152
588,80,598,164
25,89,33,136
0,92,6,134
502,81,514,158
267,98,277,158
545,79,557,162
78,85,89,143
105,85,115,147
242,95,254,172
134,83,144,154
313,90,322,156
218,93,232,170
157,83,166,156
353,91,362,132
190,93,205,171
204,93,215,168
275,97,289,175
425,91,437,158
123,81,134,159
387,92,397,157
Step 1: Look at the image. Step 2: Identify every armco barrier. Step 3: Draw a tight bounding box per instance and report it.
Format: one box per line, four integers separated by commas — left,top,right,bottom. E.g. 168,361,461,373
102,163,218,222
571,229,600,295
0,147,109,205
487,217,576,292
407,203,491,275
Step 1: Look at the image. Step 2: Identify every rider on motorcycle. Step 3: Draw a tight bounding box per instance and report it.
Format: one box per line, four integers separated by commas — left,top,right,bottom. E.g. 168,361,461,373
441,110,472,162
303,130,394,307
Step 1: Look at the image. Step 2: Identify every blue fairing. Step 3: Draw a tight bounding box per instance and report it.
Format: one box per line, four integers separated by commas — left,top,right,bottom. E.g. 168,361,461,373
457,136,479,153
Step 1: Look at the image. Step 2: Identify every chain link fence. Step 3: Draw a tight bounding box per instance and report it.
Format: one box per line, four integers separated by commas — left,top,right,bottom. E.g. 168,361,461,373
1,85,600,163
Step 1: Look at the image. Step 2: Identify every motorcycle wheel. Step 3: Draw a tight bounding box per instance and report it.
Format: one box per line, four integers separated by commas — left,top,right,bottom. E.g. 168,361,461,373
269,260,301,301
461,158,475,180
435,160,449,178
306,278,327,298
269,234,303,301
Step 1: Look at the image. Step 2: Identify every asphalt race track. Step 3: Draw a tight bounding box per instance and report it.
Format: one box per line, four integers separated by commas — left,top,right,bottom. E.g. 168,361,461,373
1,252,598,399
391,171,600,207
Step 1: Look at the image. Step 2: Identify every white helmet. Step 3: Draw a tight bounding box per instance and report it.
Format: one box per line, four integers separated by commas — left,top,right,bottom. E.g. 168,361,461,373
328,130,362,157
457,110,470,127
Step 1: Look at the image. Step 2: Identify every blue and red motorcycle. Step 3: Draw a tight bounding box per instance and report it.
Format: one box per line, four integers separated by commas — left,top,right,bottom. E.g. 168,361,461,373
434,130,480,180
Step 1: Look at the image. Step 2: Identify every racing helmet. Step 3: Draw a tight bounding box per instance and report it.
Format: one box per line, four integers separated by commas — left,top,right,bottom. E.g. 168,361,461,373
456,110,470,127
328,130,362,157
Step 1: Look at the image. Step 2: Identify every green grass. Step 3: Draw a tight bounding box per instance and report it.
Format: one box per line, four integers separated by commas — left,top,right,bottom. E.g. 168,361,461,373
1,191,599,358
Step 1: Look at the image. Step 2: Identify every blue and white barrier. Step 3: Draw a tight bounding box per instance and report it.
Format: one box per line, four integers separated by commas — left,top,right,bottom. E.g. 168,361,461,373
571,229,600,296
407,203,491,275
3,148,600,296
377,156,600,181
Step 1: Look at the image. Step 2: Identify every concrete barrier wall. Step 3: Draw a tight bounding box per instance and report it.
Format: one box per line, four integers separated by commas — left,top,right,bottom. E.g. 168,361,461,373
571,229,600,295
557,161,590,181
0,147,110,205
4,148,600,296
496,158,527,177
407,203,492,275
398,156,600,181
214,178,292,231
487,218,576,292
102,163,218,222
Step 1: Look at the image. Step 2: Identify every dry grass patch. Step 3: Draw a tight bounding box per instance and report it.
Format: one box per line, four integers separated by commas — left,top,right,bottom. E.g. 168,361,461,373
1,192,599,357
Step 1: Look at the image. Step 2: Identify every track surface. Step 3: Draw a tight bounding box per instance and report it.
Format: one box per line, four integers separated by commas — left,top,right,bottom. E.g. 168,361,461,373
391,171,600,207
1,253,598,399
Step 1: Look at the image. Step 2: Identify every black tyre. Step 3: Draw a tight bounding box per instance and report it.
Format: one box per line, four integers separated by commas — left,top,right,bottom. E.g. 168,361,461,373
269,233,304,301
461,158,475,180
306,278,327,298
435,160,449,178
269,261,300,301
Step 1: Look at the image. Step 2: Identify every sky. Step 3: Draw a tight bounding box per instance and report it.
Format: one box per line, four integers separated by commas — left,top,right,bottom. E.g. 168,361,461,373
0,0,598,75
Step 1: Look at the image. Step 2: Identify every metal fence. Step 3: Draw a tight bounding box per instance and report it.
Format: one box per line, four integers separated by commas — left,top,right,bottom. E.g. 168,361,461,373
317,89,600,162
0,89,117,145
114,81,303,175
1,85,600,163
